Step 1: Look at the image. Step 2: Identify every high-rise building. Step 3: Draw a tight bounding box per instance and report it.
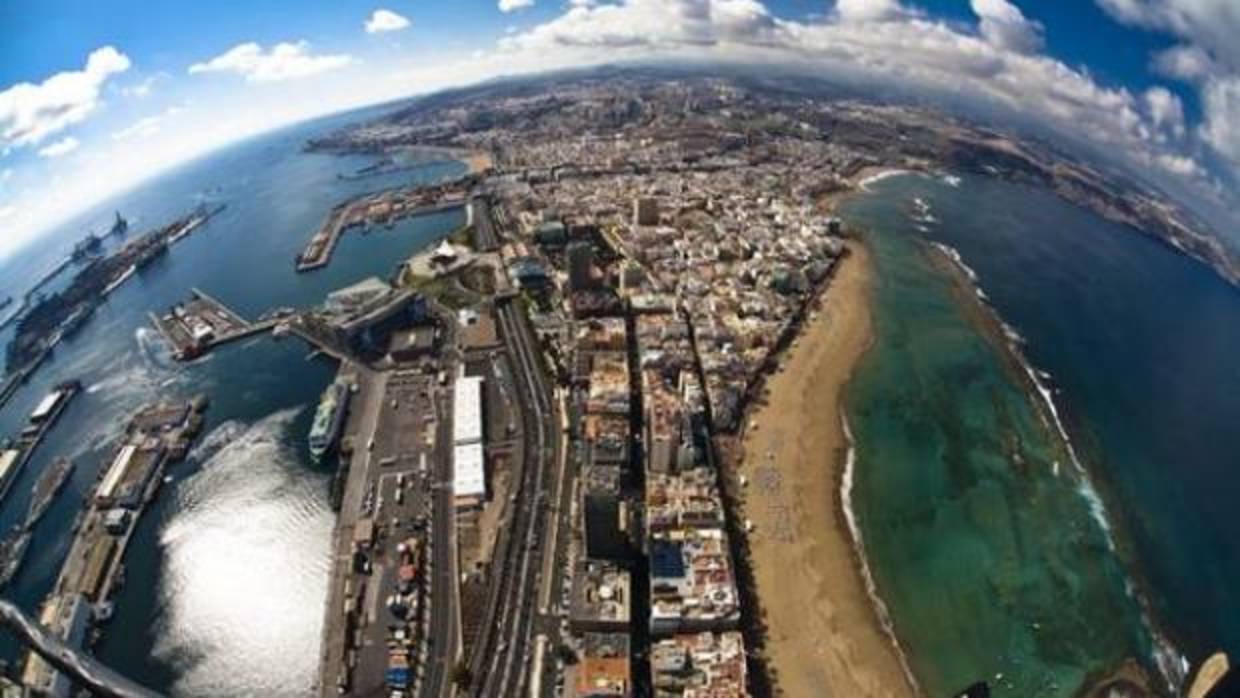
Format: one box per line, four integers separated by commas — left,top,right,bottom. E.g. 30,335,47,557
633,197,659,227
567,241,595,292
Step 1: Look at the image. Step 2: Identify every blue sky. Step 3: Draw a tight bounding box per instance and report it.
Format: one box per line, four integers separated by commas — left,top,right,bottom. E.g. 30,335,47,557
2,0,1238,259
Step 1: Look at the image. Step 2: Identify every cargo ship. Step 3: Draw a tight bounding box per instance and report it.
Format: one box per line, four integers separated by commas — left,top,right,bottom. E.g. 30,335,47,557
0,528,31,588
309,382,350,460
108,211,128,237
25,457,74,530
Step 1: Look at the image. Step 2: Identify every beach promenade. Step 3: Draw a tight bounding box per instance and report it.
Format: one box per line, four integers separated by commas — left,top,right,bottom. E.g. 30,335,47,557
735,242,916,697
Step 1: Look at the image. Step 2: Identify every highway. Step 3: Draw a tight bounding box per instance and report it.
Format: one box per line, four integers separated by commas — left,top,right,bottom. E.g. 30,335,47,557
465,195,552,697
469,296,558,698
420,365,460,698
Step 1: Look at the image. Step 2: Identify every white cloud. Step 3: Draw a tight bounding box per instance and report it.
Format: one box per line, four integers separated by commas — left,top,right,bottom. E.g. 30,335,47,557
365,9,411,33
121,74,161,98
1200,77,1240,162
38,136,80,158
189,41,354,82
1143,86,1186,139
1096,1,1240,169
1153,44,1215,81
0,46,131,149
111,105,185,142
971,0,1044,54
835,0,904,23
0,205,15,221
499,0,536,13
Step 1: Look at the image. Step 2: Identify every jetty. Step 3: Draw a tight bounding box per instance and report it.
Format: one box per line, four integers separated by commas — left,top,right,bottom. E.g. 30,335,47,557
22,396,208,695
0,380,81,507
295,182,469,272
149,288,285,361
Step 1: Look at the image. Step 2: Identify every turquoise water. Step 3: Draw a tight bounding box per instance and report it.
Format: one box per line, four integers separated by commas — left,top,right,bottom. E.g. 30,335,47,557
842,173,1240,695
843,183,1151,695
0,108,465,695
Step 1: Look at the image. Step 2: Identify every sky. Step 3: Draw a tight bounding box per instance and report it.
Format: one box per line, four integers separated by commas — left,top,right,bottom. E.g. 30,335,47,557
2,0,1239,261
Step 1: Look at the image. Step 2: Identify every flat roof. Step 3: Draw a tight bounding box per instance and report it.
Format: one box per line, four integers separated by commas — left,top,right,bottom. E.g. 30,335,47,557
453,442,486,500
31,391,63,421
453,375,484,446
96,444,137,501
0,450,20,481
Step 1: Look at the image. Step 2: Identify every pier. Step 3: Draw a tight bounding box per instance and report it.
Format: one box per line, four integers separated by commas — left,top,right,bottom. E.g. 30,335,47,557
0,380,81,508
149,288,284,360
295,183,469,273
22,397,207,695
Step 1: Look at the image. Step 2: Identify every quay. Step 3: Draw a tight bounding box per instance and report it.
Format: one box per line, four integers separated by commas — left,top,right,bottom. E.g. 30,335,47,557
295,182,470,273
22,396,208,696
315,306,464,698
149,287,284,361
0,380,81,507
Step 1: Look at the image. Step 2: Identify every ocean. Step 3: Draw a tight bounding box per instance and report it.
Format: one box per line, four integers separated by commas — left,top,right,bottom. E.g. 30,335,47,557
0,107,466,695
840,173,1240,695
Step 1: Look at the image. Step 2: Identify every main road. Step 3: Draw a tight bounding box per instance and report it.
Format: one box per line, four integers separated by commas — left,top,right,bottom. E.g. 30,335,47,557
467,294,560,698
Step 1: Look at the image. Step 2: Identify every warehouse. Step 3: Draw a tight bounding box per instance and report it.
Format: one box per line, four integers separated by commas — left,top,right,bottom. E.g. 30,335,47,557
452,375,484,446
453,441,486,509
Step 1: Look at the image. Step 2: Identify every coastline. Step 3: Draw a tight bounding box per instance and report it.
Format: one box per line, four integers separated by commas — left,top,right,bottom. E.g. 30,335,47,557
731,240,917,697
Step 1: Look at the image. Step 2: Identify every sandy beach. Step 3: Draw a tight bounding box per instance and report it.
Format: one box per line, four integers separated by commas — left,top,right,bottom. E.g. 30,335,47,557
734,241,916,697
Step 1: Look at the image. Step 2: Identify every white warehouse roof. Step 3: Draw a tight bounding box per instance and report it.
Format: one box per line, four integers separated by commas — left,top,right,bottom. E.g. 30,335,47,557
453,442,486,502
453,375,484,446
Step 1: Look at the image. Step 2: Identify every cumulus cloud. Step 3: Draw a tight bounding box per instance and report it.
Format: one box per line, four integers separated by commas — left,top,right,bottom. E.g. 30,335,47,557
365,9,411,33
1096,0,1240,168
834,0,904,22
38,136,80,158
0,46,130,150
499,0,535,13
971,0,1044,54
1143,86,1186,139
189,41,353,82
500,0,777,50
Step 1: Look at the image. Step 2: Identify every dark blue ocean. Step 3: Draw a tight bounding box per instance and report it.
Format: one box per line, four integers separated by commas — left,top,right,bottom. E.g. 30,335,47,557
0,106,465,695
843,172,1240,693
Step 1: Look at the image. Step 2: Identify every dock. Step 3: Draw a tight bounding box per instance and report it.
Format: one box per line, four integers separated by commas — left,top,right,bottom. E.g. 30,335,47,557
296,184,468,273
23,396,209,693
149,288,284,360
0,380,81,508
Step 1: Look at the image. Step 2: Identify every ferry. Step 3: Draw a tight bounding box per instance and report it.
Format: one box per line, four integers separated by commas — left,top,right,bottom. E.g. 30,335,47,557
309,382,350,460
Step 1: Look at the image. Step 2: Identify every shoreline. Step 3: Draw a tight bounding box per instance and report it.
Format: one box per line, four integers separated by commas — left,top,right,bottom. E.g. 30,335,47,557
730,240,918,697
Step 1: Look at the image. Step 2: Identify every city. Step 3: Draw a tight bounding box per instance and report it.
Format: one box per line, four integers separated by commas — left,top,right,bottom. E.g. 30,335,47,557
2,28,1240,698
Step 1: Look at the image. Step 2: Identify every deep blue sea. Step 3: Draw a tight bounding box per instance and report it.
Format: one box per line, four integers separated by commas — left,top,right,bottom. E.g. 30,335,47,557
0,106,465,695
842,173,1240,693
